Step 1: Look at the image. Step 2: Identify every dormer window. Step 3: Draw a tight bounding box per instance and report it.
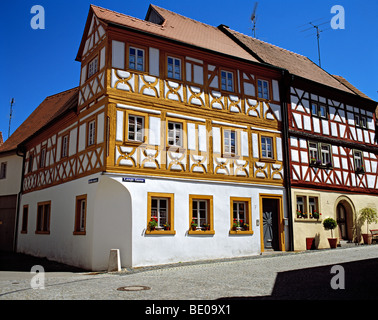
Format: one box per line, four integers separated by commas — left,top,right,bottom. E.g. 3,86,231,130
87,56,98,79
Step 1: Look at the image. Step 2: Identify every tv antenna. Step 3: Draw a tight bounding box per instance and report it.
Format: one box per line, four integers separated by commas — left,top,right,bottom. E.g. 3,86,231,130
250,2,258,38
8,98,15,138
300,19,330,68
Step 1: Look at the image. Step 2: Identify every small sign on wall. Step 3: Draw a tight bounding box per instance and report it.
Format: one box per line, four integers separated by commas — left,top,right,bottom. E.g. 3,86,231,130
88,178,99,184
122,177,145,183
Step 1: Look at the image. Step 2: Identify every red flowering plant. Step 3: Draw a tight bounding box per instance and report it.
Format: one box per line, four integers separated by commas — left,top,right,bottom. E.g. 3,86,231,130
148,217,158,230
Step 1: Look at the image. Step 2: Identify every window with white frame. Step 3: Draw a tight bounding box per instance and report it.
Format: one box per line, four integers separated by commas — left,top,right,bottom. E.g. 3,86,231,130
309,197,318,215
221,70,234,92
354,150,364,171
296,196,305,214
224,130,236,155
192,199,208,228
128,115,144,142
257,79,269,100
311,102,327,118
309,142,319,163
232,201,248,230
151,198,168,229
167,122,183,147
167,56,181,80
320,144,331,166
261,136,273,159
129,47,145,71
61,135,69,158
87,56,98,79
88,120,96,146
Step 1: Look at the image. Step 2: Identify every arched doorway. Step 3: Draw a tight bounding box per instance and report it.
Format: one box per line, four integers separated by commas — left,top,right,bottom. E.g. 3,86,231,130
335,197,355,242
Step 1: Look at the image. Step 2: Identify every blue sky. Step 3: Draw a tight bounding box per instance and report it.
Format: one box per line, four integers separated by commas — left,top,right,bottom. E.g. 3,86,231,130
1,0,377,141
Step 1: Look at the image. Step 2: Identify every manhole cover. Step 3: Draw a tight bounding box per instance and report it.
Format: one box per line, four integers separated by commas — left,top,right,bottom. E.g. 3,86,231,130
117,285,151,291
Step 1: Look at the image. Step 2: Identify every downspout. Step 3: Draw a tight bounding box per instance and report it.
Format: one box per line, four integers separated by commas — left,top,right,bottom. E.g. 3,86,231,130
13,146,26,252
280,70,294,251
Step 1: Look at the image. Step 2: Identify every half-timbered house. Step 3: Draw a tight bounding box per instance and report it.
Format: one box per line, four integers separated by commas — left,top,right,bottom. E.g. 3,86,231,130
222,26,378,250
14,5,289,270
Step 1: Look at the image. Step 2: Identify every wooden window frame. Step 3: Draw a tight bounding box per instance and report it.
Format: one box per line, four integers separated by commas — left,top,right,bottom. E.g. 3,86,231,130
146,192,175,235
188,195,214,235
166,120,185,150
308,141,320,165
21,205,28,234
36,201,51,234
353,150,364,173
127,114,145,143
320,143,332,167
257,79,270,100
87,118,96,147
260,135,275,160
73,194,87,235
294,193,321,221
220,69,235,92
167,55,183,81
222,128,238,158
39,146,46,169
61,134,69,159
229,197,253,235
0,162,6,179
87,55,99,80
127,44,148,73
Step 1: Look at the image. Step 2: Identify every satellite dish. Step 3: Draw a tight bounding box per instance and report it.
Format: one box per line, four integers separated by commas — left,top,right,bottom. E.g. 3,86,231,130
251,2,258,38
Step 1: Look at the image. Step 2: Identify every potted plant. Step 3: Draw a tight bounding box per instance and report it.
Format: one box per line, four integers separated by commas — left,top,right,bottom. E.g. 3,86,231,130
312,210,321,220
163,222,170,231
310,157,317,165
358,207,378,245
323,217,338,248
191,220,197,231
148,218,158,231
202,223,210,231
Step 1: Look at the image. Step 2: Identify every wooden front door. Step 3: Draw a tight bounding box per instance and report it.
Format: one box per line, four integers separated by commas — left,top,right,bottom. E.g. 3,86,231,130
337,203,348,240
262,198,279,250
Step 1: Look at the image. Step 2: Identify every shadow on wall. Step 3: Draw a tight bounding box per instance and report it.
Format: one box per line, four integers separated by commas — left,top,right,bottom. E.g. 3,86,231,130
218,257,378,300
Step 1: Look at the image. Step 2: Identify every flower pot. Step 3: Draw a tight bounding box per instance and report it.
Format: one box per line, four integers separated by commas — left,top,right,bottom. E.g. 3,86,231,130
328,238,338,249
362,233,372,245
306,237,315,250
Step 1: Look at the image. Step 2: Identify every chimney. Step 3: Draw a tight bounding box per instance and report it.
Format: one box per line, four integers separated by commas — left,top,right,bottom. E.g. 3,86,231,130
0,132,3,146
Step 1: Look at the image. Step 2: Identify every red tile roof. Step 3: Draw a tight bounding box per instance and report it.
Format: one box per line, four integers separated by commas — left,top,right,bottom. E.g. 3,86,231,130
86,4,259,63
0,87,78,154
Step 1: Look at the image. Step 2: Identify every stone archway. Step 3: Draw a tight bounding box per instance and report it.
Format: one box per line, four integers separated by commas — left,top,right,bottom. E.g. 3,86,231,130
334,196,355,242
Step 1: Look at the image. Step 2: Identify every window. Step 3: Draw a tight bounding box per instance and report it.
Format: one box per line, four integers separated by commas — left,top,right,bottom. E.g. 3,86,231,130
74,195,87,235
261,136,273,159
221,70,234,92
309,142,319,164
36,201,51,234
295,194,321,220
354,150,364,173
128,115,144,142
167,122,183,147
167,56,181,80
21,205,28,233
224,130,236,155
39,147,46,168
355,114,367,128
311,102,327,118
146,193,175,234
320,144,332,166
87,56,98,78
257,79,269,100
61,134,69,158
0,162,6,179
88,120,96,146
189,195,214,234
230,197,252,234
28,153,34,173
129,47,145,71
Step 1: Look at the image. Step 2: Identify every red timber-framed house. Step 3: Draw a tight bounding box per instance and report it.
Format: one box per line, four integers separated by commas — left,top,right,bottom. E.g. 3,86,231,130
13,4,290,270
221,27,378,250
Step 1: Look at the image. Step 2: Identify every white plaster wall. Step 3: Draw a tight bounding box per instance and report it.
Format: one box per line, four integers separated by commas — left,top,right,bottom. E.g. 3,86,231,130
107,175,285,268
0,153,23,196
17,173,102,270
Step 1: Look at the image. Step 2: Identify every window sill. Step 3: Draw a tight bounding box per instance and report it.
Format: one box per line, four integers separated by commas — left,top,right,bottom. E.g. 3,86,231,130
229,230,254,235
259,157,275,163
309,163,333,169
73,231,86,235
166,146,186,153
145,230,176,235
188,229,215,235
294,218,322,223
221,153,239,159
35,231,50,235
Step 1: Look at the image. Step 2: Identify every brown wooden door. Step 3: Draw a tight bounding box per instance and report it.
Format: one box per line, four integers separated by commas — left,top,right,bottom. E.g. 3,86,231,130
0,195,17,251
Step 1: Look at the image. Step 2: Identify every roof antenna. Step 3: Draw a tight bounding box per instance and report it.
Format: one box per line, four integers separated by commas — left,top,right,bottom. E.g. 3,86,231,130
250,2,258,38
8,98,15,139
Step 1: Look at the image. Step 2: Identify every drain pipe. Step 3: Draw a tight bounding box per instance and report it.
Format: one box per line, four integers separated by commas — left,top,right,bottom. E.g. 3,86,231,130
13,146,26,252
280,70,294,251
